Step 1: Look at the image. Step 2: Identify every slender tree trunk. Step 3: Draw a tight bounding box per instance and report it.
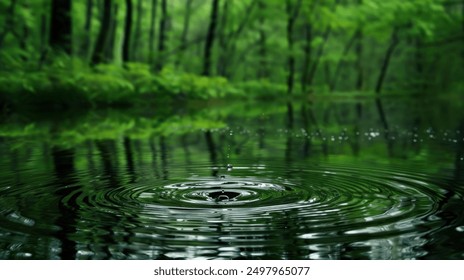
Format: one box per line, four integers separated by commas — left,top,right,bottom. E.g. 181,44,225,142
257,1,268,79
104,3,118,62
306,0,339,87
81,0,93,60
355,28,364,90
50,0,72,54
375,28,400,94
286,0,295,95
307,27,331,86
301,23,312,93
202,0,220,76
17,1,30,57
285,0,302,95
215,0,257,78
462,0,464,66
176,0,193,68
156,0,168,71
40,11,48,52
355,0,364,91
0,0,18,48
38,1,49,69
132,0,143,61
91,0,113,65
329,31,357,92
415,38,424,91
122,0,133,63
148,0,158,66
217,0,229,77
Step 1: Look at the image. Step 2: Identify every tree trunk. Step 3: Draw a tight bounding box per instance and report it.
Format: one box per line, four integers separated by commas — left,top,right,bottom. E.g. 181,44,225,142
91,0,113,65
104,3,118,62
257,0,268,79
132,0,144,61
216,0,229,77
0,0,18,48
307,27,331,86
81,0,93,59
355,0,364,91
285,0,302,95
202,0,219,76
122,0,133,63
148,0,158,65
16,1,30,57
176,0,193,68
49,0,72,54
415,38,424,91
215,0,257,78
301,23,312,93
156,0,168,71
40,11,48,53
329,31,357,92
375,28,399,94
38,1,49,69
355,28,364,90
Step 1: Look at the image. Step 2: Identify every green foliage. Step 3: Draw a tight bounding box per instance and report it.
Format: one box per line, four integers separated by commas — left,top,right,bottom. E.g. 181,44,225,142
0,0,463,111
0,58,247,110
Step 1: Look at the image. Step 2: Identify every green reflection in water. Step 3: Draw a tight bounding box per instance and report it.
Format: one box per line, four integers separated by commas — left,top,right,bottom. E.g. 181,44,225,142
1,96,464,259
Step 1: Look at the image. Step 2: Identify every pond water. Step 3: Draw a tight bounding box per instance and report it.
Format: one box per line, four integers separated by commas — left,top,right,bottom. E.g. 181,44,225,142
1,95,464,259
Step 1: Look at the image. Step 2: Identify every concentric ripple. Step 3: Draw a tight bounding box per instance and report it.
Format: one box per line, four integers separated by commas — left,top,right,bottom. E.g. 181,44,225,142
54,165,448,237
137,179,295,207
0,162,461,259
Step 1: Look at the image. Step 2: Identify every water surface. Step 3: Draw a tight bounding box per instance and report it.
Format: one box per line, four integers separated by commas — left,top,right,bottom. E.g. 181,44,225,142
1,96,464,259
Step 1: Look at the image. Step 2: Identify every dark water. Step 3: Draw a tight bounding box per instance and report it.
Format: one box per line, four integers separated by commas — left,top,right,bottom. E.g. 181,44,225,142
1,96,464,259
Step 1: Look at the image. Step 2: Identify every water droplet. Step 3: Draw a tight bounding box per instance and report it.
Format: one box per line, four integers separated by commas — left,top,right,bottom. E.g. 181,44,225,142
456,226,464,232
217,195,230,202
227,164,233,171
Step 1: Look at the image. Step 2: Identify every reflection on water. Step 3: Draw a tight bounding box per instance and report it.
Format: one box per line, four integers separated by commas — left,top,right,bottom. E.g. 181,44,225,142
1,97,464,259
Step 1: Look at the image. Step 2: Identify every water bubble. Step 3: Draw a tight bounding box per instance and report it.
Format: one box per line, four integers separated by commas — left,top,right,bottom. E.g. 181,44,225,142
456,226,464,232
227,164,233,171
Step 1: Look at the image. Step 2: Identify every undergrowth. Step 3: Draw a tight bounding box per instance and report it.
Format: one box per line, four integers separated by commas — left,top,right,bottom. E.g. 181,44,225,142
0,55,246,111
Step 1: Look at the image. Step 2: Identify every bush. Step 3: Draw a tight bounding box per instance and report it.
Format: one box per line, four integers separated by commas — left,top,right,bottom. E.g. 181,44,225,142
0,58,249,111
